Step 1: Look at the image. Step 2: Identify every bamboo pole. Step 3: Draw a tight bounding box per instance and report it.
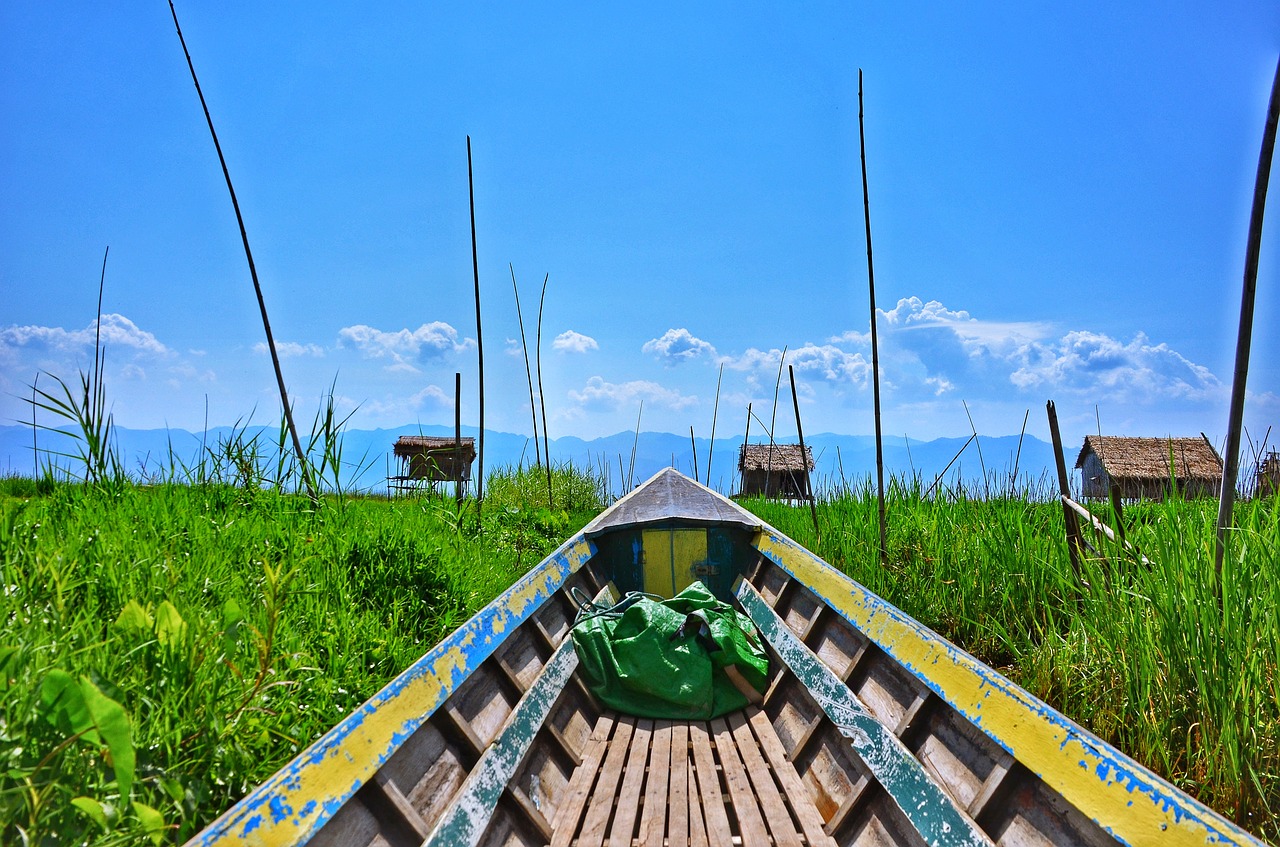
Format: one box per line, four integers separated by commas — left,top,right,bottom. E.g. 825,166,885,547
789,366,820,538
765,347,787,499
466,137,485,513
1047,400,1083,580
455,372,462,508
741,402,752,496
168,1,316,503
706,363,723,486
536,273,552,508
690,427,699,483
858,70,888,564
510,264,541,469
1215,56,1280,589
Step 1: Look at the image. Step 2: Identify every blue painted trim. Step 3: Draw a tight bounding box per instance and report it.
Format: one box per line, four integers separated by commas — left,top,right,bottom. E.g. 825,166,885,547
189,532,596,846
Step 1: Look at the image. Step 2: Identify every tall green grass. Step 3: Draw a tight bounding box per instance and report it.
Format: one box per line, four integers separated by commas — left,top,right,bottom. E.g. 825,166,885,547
0,471,602,845
745,480,1279,841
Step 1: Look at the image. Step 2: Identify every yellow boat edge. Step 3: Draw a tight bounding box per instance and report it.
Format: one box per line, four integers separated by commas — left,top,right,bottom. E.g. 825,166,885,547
754,527,1264,847
186,534,596,847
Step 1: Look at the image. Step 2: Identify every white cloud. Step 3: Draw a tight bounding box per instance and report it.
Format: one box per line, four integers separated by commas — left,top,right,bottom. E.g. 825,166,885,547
0,314,170,357
553,330,599,354
1008,330,1221,400
253,341,325,358
721,344,869,388
643,328,716,365
567,376,698,412
337,322,473,372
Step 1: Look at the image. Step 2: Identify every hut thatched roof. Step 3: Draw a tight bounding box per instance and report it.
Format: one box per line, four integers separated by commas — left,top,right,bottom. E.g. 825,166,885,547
738,443,814,472
1074,436,1221,481
393,436,476,459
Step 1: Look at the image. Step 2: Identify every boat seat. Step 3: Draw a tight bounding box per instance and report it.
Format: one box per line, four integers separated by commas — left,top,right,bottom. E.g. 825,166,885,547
551,707,835,847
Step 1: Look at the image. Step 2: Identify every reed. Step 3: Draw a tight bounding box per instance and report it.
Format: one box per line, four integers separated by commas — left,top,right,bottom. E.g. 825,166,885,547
746,480,1279,840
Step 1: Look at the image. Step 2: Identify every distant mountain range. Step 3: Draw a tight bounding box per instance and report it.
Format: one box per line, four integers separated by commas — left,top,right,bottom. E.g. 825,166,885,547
0,423,1059,497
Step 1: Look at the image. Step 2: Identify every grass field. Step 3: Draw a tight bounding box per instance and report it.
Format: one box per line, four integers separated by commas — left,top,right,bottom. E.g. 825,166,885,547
2,466,1276,843
746,483,1279,842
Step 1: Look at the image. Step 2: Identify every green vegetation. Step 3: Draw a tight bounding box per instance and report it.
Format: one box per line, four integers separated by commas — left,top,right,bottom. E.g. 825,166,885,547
0,468,604,845
745,482,1280,841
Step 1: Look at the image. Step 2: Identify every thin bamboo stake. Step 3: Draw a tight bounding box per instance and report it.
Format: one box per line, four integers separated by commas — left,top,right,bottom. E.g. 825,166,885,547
765,347,787,499
690,427,699,483
628,401,643,490
31,374,38,478
167,1,316,503
1215,56,1280,590
455,372,462,509
923,433,976,500
1047,400,1083,581
535,273,552,508
858,69,887,564
466,137,485,513
510,264,541,469
789,366,820,538
740,402,752,496
706,363,723,486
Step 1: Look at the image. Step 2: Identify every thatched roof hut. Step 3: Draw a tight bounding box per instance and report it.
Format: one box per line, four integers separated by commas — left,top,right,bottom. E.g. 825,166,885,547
392,436,476,484
737,443,814,499
1074,435,1222,500
1257,451,1280,497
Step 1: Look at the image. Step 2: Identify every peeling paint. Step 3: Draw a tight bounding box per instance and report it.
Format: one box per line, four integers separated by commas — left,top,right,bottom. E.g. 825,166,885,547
753,531,1265,847
187,534,595,847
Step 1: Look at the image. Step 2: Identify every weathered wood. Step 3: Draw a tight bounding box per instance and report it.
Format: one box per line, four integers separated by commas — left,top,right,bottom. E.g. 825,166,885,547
689,722,733,847
639,720,673,846
748,709,833,847
710,716,770,846
737,579,992,847
728,710,801,847
576,717,635,846
688,757,709,847
668,722,690,847
607,719,652,847
549,715,615,847
422,637,580,847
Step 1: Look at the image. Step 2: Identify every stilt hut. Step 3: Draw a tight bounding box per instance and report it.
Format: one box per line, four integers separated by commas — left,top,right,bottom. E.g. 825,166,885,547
737,443,814,499
390,436,476,494
1257,451,1280,497
1074,435,1222,501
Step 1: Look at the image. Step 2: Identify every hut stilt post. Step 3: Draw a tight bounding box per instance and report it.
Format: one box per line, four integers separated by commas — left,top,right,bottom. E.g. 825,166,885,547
1215,56,1280,599
789,366,820,539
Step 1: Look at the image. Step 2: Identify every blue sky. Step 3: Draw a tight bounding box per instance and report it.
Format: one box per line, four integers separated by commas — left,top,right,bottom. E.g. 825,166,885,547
2,2,1278,452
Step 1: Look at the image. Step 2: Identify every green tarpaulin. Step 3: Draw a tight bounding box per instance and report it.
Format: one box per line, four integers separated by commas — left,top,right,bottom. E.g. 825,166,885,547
570,582,769,720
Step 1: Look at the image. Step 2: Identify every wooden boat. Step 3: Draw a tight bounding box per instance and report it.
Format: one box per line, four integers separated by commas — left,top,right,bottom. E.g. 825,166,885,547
188,468,1263,847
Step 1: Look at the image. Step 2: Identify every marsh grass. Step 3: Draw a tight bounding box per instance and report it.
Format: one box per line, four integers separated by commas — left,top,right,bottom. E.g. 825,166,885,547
0,474,601,844
745,479,1279,840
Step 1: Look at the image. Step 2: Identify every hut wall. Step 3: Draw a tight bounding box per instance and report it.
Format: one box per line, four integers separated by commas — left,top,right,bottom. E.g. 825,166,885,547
740,469,809,499
1079,453,1109,499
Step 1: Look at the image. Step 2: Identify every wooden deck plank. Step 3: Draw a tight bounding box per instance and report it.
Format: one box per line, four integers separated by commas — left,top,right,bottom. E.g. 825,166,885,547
638,720,673,847
689,722,733,847
688,757,709,847
422,637,580,847
668,722,690,847
748,708,835,847
728,710,801,847
576,717,636,847
549,714,616,847
737,580,993,847
710,716,770,847
607,719,652,847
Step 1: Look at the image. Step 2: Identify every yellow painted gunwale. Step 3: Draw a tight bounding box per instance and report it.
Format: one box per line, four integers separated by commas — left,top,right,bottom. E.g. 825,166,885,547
755,528,1264,847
